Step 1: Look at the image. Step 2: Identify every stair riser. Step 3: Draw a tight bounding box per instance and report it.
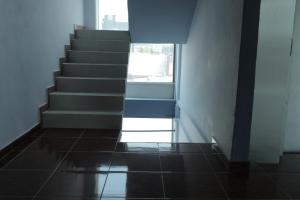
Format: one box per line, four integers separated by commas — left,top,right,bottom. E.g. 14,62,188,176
68,51,129,64
43,113,123,129
56,78,126,93
50,95,124,111
76,30,130,41
72,40,130,52
63,64,127,78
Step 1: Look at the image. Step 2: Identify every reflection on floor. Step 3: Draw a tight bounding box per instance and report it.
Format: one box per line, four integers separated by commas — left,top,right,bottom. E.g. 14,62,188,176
121,118,206,143
1,128,300,199
122,118,175,131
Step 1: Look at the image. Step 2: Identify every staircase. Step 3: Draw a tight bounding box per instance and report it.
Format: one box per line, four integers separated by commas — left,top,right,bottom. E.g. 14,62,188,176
42,30,130,129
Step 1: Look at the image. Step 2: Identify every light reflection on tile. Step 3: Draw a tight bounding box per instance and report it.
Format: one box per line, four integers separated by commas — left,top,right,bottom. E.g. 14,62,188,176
116,143,159,153
121,118,206,143
120,131,173,143
122,118,174,131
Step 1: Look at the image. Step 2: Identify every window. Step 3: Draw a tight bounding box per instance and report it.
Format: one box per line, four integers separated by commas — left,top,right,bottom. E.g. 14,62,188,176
97,0,129,30
128,44,175,83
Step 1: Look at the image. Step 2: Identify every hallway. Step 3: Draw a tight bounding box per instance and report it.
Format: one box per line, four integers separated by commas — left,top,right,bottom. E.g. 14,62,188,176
1,125,300,199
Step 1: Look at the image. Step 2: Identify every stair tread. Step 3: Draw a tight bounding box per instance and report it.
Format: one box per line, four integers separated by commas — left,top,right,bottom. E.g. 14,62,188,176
67,50,129,54
72,39,130,42
77,30,129,33
56,76,126,80
50,92,125,97
63,63,127,66
44,110,123,115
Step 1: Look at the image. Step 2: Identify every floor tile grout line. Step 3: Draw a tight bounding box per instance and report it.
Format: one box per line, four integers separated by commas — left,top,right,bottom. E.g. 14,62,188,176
31,129,86,200
0,129,49,169
99,130,121,199
201,149,230,200
158,152,166,199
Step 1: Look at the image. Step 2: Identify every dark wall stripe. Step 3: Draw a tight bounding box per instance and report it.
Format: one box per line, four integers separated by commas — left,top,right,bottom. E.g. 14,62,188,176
231,0,261,162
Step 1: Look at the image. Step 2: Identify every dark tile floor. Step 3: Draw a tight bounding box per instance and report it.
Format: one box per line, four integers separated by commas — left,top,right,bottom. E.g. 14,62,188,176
0,128,300,199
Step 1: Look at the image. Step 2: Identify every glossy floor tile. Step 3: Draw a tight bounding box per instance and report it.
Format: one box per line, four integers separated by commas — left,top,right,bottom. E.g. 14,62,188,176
35,198,99,200
0,171,51,197
72,139,117,152
120,131,174,143
158,143,203,153
2,151,66,170
217,173,289,199
272,173,300,198
163,172,226,198
110,153,161,172
37,171,107,198
3,128,300,200
206,154,229,172
121,118,209,143
122,118,174,131
160,153,213,172
41,129,83,138
102,172,164,198
0,149,23,168
59,152,112,172
115,142,159,153
81,129,120,139
0,198,33,200
21,137,77,152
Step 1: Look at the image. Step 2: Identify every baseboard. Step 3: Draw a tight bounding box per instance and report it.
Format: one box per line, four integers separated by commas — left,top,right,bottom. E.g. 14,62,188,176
0,123,42,160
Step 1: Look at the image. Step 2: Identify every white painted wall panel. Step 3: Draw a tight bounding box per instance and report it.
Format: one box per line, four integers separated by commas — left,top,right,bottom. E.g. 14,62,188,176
284,1,300,152
250,0,296,163
179,0,243,159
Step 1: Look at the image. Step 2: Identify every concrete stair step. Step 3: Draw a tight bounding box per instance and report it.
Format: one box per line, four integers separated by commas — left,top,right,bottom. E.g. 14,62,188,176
75,30,130,41
62,63,128,78
49,92,124,111
67,50,129,64
56,77,126,93
71,39,130,52
43,110,123,129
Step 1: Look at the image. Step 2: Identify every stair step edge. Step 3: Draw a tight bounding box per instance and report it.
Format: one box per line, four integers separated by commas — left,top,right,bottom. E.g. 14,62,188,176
63,63,128,66
43,110,123,115
56,76,126,80
50,92,125,97
67,50,130,54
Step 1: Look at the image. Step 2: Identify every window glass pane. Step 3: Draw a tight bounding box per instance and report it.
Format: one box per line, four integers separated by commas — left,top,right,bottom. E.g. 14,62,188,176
128,44,174,83
98,0,128,30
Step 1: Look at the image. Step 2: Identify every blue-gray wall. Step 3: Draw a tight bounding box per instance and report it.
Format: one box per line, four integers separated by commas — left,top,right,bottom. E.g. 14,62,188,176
128,0,197,43
84,0,97,29
178,0,244,160
124,99,176,118
0,0,84,150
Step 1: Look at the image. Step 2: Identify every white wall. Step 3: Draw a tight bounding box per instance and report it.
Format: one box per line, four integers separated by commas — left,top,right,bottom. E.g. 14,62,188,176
284,1,300,152
250,0,296,163
178,0,243,159
0,0,84,150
